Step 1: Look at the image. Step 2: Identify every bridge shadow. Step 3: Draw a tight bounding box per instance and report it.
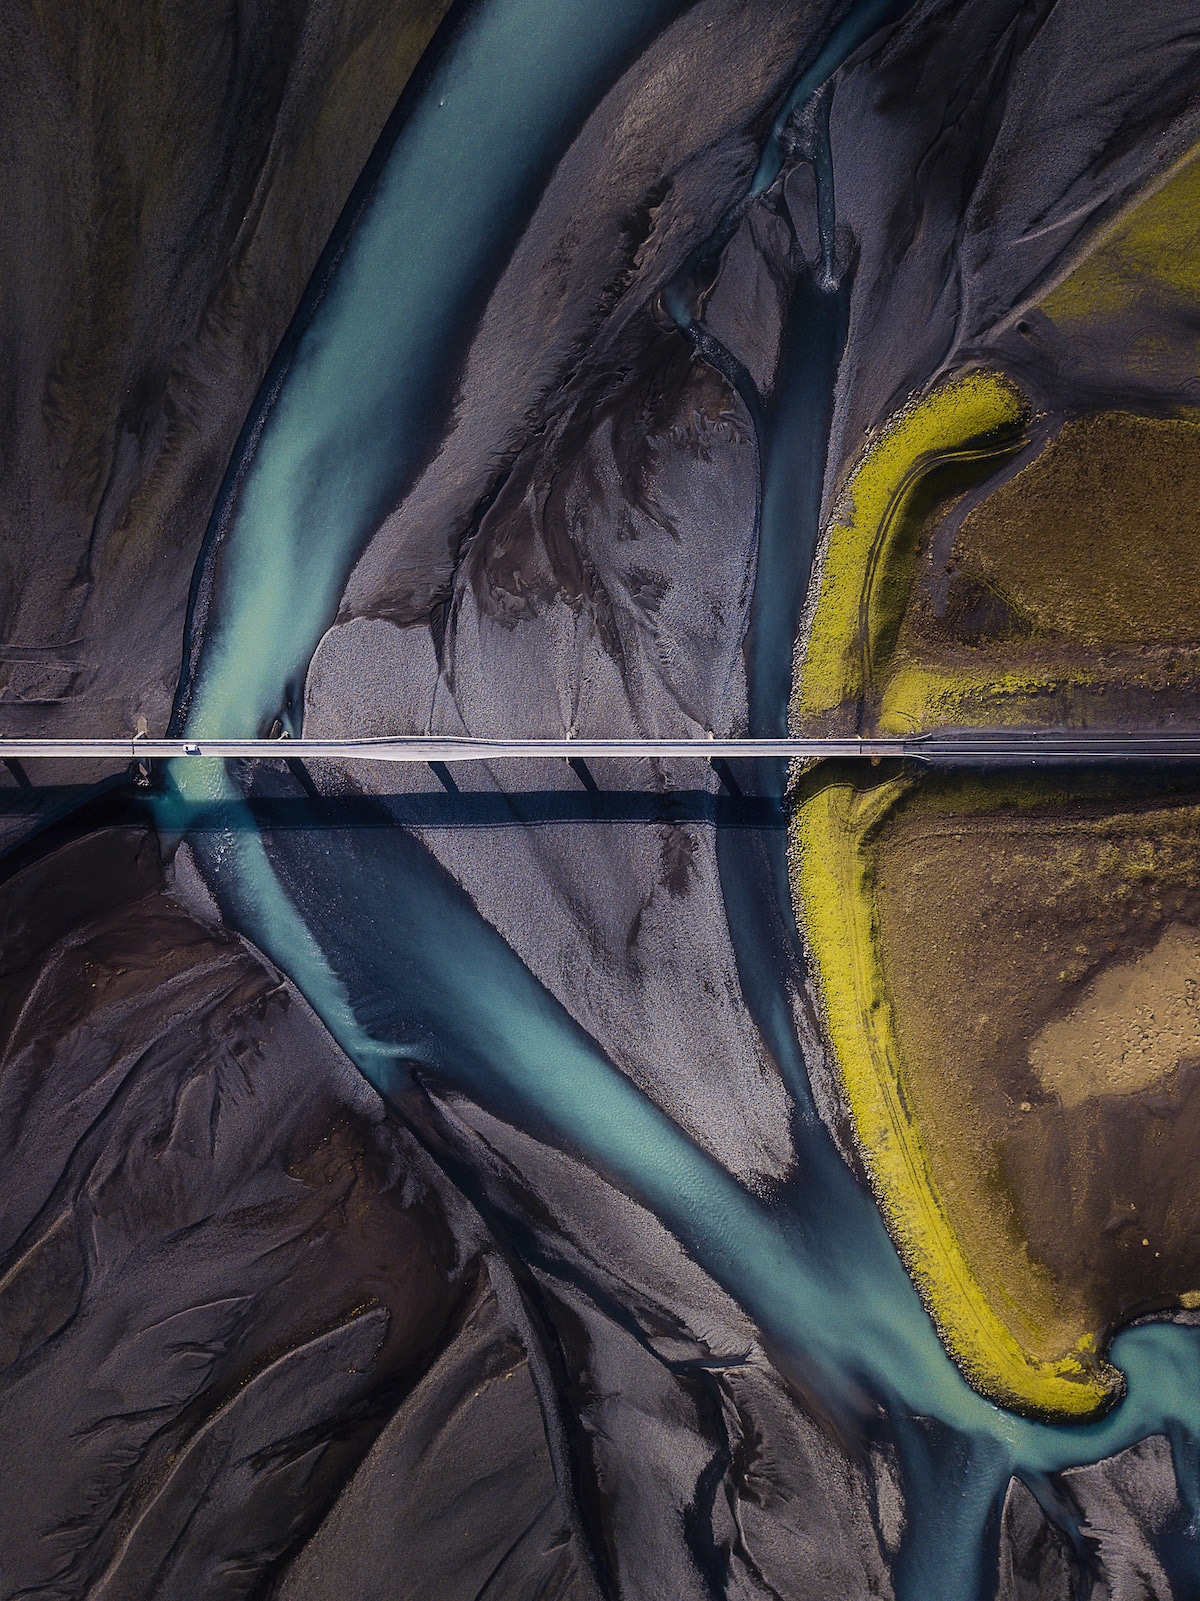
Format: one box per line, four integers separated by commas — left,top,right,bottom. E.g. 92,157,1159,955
218,788,786,830
0,779,787,853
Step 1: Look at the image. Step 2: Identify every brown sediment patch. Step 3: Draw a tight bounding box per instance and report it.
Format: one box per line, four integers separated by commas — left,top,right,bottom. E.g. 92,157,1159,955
943,413,1200,648
1029,922,1200,1109
869,772,1200,1346
862,410,1200,734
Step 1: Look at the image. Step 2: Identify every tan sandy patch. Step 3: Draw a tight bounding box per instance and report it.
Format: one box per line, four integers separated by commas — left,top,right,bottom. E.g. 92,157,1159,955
1030,922,1200,1108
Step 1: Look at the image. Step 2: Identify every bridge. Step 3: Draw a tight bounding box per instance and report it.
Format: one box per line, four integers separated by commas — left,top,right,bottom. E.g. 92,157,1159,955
4,733,1200,765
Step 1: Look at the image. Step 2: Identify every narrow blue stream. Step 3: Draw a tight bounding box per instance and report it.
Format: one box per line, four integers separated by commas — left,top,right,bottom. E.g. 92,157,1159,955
160,2,1200,1595
172,0,700,741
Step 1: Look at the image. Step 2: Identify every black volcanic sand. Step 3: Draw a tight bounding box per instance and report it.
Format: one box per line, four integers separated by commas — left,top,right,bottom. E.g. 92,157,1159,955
0,826,606,1597
0,0,450,742
0,819,914,1598
10,0,1200,1595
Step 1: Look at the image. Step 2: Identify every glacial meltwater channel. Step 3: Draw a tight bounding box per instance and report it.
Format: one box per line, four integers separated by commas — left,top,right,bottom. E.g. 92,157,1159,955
159,1,1200,1595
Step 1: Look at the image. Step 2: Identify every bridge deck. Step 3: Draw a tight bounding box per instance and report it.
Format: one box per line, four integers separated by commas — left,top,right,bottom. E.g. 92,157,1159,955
5,734,1200,764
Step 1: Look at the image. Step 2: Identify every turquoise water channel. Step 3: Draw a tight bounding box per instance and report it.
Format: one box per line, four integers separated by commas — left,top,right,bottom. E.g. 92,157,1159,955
162,2,1200,1594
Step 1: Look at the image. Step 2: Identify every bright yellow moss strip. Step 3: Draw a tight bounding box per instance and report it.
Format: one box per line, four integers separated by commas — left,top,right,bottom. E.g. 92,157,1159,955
792,772,1123,1420
797,372,1028,721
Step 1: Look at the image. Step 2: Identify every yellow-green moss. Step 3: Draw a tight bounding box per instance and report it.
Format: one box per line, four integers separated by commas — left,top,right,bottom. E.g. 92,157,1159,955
791,770,1123,1420
1044,145,1200,325
876,663,1093,734
796,372,1028,724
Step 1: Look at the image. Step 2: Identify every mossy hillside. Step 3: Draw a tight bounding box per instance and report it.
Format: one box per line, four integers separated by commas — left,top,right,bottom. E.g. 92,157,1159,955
790,764,1123,1421
796,380,1200,739
794,371,1029,727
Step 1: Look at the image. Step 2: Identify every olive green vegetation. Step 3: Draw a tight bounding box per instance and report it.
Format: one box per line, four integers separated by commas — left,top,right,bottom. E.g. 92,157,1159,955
878,409,1200,731
1037,139,1200,391
1043,146,1200,324
791,766,1124,1420
945,412,1200,646
795,392,1200,735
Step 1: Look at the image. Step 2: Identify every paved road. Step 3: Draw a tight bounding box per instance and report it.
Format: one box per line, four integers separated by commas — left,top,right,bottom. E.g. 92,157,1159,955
5,733,1200,764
